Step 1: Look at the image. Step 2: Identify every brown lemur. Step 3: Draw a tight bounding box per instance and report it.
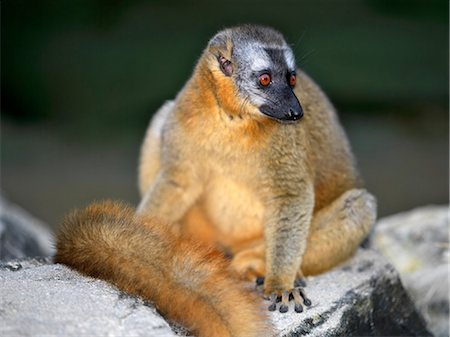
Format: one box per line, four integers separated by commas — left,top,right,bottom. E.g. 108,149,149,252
56,25,377,337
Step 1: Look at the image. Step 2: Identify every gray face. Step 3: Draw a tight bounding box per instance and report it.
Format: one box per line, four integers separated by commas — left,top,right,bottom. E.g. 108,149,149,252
232,39,303,123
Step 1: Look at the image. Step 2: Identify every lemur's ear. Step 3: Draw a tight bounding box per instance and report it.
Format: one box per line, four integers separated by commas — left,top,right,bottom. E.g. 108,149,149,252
208,30,233,77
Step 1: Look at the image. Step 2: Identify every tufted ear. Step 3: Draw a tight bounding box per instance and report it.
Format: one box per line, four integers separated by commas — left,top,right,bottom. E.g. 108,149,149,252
208,30,233,77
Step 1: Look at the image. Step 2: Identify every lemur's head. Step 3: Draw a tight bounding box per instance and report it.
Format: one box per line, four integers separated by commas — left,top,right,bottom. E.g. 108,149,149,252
206,25,303,123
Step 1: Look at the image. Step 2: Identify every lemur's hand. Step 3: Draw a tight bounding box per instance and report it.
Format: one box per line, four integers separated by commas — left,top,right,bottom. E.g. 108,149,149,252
256,277,312,313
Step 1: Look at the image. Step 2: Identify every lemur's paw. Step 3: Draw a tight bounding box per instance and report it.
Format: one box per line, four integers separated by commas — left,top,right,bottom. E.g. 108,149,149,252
255,277,311,313
266,288,312,313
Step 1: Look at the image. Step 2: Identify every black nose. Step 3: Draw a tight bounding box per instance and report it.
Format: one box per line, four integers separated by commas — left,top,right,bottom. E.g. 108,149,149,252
289,107,303,118
286,105,303,120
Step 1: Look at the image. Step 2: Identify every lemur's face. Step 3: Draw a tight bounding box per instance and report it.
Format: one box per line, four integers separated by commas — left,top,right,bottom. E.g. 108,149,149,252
233,43,303,123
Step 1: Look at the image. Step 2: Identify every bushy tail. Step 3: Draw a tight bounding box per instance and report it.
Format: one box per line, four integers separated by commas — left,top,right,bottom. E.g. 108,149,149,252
55,201,271,337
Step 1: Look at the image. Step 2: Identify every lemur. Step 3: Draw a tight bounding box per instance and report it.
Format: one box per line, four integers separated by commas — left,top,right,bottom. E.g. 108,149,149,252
56,25,377,337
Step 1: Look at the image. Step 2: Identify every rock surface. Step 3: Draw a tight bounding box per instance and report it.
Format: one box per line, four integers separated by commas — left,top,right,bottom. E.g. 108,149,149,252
373,205,449,337
0,249,431,337
0,258,177,337
270,248,431,337
0,195,55,260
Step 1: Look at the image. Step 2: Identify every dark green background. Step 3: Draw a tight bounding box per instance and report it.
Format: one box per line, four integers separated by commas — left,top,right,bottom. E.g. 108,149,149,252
2,0,448,228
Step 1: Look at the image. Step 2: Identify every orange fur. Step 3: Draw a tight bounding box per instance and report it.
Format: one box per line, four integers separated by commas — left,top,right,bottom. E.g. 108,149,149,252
57,25,376,336
137,26,376,297
55,201,271,337
176,63,276,151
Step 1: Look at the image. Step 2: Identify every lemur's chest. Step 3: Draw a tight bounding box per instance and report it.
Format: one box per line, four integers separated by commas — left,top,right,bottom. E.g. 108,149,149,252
200,173,265,249
181,121,307,249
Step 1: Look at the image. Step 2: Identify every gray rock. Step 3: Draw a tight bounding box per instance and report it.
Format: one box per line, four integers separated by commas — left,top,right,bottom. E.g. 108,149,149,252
0,250,431,337
0,258,177,337
271,248,431,337
0,195,55,260
373,205,449,337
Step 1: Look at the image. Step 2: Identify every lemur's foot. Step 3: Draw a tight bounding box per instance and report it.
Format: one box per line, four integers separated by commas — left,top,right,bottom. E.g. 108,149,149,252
230,250,265,282
267,287,312,313
255,277,311,313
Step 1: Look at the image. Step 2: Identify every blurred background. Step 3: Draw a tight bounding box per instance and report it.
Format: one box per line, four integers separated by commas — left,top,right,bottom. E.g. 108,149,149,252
1,0,448,230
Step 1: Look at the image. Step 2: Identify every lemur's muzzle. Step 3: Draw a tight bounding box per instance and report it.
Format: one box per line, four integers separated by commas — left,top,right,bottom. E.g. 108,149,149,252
259,87,303,123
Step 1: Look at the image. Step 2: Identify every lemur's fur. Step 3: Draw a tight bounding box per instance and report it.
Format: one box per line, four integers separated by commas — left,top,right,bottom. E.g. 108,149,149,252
56,25,377,337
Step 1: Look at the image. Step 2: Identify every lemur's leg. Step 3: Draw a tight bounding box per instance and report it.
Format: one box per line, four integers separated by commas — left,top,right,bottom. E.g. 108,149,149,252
301,188,377,275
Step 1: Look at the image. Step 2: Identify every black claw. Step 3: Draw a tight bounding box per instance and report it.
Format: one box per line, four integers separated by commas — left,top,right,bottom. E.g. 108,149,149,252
279,290,290,313
299,288,312,306
268,292,278,312
255,276,265,286
279,304,289,313
292,287,305,313
294,303,303,313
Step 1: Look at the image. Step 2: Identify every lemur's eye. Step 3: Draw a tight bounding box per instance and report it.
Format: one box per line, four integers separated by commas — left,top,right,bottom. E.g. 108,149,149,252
259,73,271,87
289,74,296,88
218,55,232,76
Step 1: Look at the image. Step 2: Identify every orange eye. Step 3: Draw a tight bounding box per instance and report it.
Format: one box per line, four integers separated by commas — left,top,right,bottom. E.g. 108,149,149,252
289,74,296,88
259,73,271,86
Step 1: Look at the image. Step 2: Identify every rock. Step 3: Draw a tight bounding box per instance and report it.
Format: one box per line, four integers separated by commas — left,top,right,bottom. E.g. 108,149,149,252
271,248,431,337
373,205,449,337
0,249,431,337
0,195,55,260
0,258,177,337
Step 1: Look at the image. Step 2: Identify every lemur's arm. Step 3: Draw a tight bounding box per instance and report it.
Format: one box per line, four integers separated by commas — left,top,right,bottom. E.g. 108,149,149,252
137,166,202,222
263,184,314,291
259,163,314,312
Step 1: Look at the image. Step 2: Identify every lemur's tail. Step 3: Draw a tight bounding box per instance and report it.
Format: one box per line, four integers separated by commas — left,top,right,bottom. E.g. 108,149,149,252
55,201,271,337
